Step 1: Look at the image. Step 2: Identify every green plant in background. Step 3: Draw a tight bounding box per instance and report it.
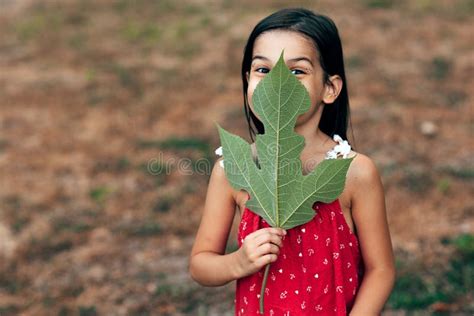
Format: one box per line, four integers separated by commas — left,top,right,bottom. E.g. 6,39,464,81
446,234,474,296
89,186,111,205
388,234,474,311
215,51,354,314
430,56,452,80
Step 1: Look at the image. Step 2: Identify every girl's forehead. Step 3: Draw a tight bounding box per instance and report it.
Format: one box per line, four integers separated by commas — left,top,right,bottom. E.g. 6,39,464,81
253,30,318,61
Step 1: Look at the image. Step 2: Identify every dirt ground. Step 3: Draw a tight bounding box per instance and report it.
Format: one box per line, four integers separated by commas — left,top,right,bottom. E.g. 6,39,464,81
0,0,472,315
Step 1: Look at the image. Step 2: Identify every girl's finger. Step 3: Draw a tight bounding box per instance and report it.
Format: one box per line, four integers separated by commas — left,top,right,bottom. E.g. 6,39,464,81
256,253,278,267
254,242,280,257
250,227,286,241
254,232,283,248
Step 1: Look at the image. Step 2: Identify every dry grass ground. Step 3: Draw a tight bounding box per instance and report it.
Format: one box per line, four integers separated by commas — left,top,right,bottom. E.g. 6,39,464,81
0,0,472,315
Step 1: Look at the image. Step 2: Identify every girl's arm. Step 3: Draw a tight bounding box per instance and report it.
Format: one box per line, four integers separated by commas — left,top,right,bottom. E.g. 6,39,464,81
188,158,241,286
348,154,396,316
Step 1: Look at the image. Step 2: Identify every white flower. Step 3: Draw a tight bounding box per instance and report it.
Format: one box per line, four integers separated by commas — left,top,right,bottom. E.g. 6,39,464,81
325,150,338,159
334,140,351,158
215,146,224,168
333,134,343,143
326,134,352,159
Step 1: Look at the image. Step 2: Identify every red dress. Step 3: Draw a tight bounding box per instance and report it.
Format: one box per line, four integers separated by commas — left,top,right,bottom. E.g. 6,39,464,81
234,195,364,315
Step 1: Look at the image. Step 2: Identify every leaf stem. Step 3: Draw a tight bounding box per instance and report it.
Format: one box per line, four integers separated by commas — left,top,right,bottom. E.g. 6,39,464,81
259,262,271,314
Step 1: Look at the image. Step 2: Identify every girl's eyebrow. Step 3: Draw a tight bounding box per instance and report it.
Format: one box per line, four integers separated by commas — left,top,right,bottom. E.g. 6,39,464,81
289,57,314,67
252,55,314,67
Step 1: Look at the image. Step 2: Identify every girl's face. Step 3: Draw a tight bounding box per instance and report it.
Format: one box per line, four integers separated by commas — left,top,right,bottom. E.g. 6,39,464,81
246,30,336,127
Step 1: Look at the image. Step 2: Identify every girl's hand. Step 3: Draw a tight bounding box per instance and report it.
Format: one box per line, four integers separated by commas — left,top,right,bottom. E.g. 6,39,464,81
236,227,287,277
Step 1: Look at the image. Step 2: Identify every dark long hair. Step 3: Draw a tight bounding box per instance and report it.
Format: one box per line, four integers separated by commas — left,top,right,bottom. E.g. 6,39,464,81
241,7,355,148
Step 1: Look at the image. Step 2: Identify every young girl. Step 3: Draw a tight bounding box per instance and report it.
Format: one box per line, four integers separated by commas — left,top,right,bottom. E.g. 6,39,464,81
189,8,395,315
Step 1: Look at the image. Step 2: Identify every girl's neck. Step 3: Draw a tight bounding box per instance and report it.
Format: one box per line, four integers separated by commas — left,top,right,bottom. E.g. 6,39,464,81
299,127,332,154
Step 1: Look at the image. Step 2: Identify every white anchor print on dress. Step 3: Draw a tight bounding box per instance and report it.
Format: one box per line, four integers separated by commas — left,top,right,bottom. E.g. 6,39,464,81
297,235,302,244
279,290,288,299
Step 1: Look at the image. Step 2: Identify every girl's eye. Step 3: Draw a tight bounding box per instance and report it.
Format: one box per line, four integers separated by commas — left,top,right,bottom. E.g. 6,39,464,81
291,69,305,75
255,67,270,74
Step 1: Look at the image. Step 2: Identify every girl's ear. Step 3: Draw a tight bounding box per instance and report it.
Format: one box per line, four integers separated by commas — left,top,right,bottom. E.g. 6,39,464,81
322,75,343,104
246,71,249,81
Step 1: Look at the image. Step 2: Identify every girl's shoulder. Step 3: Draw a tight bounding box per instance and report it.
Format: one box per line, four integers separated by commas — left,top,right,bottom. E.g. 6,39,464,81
211,154,248,206
331,133,379,183
343,149,384,205
323,134,383,201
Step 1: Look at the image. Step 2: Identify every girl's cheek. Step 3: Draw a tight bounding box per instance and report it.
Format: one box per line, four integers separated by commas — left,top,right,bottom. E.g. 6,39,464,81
247,81,257,106
247,94,262,121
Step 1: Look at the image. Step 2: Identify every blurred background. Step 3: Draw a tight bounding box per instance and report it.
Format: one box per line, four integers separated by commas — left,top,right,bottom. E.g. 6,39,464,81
0,0,472,315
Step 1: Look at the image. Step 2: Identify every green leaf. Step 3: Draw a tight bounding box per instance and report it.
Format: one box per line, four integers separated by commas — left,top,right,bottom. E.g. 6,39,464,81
216,50,354,230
